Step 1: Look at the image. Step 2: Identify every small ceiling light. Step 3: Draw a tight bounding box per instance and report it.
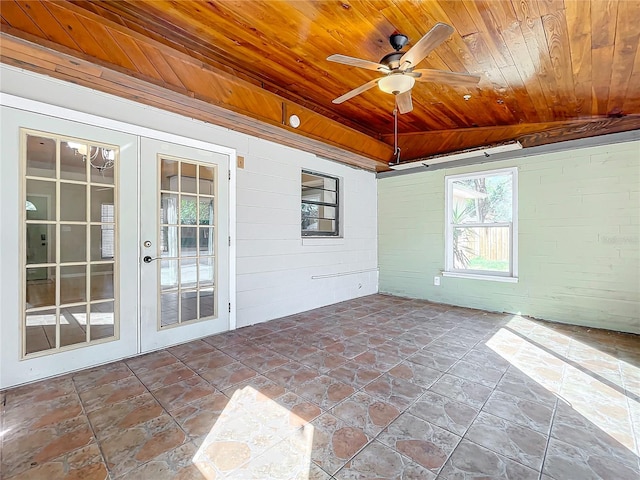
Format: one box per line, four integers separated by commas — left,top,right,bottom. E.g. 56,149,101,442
289,114,301,128
378,74,415,95
463,94,471,101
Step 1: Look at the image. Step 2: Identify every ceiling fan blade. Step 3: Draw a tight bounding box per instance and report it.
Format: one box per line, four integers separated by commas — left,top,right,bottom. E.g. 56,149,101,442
332,78,381,104
399,22,454,70
413,69,481,86
396,90,413,114
327,54,390,73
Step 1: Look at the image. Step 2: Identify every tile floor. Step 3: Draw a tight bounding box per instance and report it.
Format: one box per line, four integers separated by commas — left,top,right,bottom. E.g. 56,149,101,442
1,294,639,479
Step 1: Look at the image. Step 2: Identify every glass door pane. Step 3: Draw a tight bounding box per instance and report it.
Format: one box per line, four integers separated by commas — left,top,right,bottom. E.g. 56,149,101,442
23,130,119,357
158,157,216,327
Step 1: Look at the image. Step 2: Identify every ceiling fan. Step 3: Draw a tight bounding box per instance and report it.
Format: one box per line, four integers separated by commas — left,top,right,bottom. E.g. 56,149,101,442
328,23,481,114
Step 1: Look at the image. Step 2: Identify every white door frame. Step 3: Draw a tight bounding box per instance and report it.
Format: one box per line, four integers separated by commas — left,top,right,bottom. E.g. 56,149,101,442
0,93,237,389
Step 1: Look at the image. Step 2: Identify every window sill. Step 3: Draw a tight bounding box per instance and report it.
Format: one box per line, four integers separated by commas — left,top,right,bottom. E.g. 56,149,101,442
442,271,518,283
302,237,345,246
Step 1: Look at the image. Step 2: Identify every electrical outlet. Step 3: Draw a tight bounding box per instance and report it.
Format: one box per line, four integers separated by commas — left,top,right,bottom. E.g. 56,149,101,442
434,276,441,286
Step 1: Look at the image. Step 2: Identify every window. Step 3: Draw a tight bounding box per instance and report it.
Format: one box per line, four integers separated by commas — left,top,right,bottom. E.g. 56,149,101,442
301,170,339,236
445,167,517,280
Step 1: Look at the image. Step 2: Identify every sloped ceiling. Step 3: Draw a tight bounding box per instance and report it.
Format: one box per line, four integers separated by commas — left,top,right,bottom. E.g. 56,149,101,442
1,0,639,171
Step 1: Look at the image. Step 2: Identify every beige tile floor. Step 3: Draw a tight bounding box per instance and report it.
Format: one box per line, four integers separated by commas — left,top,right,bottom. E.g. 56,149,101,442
1,294,639,479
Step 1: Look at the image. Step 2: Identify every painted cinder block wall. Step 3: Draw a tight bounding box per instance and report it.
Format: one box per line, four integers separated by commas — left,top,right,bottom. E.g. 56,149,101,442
378,140,640,334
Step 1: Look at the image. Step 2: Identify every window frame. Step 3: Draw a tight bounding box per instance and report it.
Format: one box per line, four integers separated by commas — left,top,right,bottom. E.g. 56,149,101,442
301,169,340,237
444,166,518,282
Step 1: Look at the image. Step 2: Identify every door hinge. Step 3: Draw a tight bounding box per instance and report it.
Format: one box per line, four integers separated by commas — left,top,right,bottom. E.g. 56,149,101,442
228,302,231,313
228,170,231,180
228,235,231,246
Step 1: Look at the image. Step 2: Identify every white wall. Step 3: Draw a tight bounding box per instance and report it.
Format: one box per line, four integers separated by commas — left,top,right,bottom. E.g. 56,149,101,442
236,141,378,327
0,65,378,332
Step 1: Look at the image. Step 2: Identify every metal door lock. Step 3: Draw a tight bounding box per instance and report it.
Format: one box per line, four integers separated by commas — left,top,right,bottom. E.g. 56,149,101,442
143,255,158,263
143,240,152,248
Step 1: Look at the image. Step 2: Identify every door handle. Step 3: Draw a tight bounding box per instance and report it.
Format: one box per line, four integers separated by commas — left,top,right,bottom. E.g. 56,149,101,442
143,255,159,263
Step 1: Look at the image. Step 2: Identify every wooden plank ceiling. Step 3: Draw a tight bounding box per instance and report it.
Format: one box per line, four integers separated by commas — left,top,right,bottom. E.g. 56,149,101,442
1,0,639,171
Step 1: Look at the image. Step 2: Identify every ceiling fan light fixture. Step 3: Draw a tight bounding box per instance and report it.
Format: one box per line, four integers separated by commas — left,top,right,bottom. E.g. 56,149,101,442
378,74,415,95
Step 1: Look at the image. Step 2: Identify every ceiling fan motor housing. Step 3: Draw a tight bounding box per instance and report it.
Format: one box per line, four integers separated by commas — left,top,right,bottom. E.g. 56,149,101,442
379,51,405,70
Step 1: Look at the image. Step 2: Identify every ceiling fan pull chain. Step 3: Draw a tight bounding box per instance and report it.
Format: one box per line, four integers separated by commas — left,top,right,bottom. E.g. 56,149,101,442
393,106,401,165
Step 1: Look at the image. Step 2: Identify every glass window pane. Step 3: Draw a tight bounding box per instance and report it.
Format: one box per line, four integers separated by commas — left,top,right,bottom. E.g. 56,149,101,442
181,162,197,194
60,224,87,263
87,146,115,183
160,158,179,191
91,187,114,222
90,301,115,341
199,165,215,195
180,259,197,290
60,141,87,181
181,290,197,322
452,174,512,224
452,226,510,272
26,180,56,221
26,224,56,265
199,227,214,256
25,308,57,354
198,257,214,286
161,260,178,290
90,147,116,184
161,193,179,225
198,199,214,225
60,183,86,222
199,288,215,318
161,292,179,327
26,135,56,178
90,225,114,261
181,227,197,257
60,265,87,304
26,267,56,308
91,264,114,301
60,305,87,347
161,226,178,258
180,196,197,225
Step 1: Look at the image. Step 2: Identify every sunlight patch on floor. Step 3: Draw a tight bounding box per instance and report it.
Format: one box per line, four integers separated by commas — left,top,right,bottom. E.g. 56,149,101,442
487,316,639,455
192,386,315,479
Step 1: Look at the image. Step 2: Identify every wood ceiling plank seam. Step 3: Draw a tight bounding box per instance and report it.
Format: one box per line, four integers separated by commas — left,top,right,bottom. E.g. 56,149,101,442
107,29,164,81
83,22,138,73
539,10,580,116
511,0,566,119
127,43,185,91
621,32,640,112
589,0,619,115
482,0,548,122
68,0,129,27
1,0,46,37
18,0,80,51
462,0,515,68
464,0,539,124
0,44,58,72
0,25,98,78
42,2,109,62
563,0,594,116
605,0,640,115
590,0,619,48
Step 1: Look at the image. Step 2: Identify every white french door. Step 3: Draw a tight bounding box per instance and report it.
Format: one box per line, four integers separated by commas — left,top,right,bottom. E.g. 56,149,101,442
0,106,139,388
139,138,230,352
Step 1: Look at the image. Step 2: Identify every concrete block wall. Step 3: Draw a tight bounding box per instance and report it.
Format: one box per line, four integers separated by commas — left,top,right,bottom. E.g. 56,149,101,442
378,140,640,334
